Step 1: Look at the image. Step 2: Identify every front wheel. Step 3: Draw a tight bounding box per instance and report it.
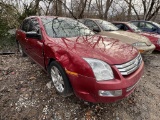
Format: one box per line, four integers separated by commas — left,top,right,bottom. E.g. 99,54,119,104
48,61,73,97
17,40,26,57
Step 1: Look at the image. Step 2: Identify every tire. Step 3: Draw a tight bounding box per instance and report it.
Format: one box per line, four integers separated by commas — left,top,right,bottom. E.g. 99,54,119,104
48,61,73,97
17,40,27,57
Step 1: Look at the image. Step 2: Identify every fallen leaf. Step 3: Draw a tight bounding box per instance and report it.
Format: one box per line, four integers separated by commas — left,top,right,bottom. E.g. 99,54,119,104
46,81,52,89
11,72,15,75
128,100,133,104
29,76,36,80
85,110,93,120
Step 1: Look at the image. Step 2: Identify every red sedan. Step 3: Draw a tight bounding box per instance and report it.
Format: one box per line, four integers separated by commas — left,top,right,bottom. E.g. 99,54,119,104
113,22,160,51
16,16,144,103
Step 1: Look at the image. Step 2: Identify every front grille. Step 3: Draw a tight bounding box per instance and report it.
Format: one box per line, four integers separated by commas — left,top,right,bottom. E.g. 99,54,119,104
115,54,142,75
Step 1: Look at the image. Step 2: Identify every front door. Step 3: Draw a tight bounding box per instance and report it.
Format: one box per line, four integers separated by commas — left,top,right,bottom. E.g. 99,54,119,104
26,18,45,68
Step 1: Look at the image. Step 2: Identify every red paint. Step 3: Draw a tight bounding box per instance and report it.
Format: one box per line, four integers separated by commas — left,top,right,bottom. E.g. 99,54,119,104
139,32,160,51
16,16,144,103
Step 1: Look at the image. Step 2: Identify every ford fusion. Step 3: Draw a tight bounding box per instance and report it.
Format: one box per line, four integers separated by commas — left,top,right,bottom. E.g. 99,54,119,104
16,16,144,103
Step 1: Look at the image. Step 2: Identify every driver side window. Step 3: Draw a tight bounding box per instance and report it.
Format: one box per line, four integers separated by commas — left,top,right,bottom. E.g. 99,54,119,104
28,18,40,33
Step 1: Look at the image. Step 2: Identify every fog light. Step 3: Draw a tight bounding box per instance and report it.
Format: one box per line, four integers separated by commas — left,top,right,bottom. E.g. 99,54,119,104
99,90,122,97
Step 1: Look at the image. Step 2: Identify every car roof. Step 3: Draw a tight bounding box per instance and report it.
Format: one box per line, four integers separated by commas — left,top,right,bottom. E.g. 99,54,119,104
130,20,153,22
112,21,128,24
130,20,146,22
82,18,105,21
25,16,72,20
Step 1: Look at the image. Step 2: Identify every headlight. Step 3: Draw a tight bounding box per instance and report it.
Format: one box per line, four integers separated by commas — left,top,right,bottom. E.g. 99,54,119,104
132,42,147,46
83,58,114,81
157,39,160,45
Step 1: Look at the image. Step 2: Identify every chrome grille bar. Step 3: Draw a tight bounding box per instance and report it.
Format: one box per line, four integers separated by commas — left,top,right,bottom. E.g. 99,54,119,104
115,54,142,75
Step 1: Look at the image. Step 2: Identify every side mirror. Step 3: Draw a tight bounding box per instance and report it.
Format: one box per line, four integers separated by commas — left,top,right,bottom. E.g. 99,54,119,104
93,26,100,33
26,31,41,40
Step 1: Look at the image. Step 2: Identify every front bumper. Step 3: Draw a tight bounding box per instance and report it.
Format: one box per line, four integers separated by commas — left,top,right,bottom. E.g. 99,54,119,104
136,44,155,54
67,61,144,103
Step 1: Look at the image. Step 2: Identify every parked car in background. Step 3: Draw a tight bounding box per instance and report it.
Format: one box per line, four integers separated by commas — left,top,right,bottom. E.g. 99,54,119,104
130,20,160,34
113,22,160,51
16,16,144,103
80,18,155,54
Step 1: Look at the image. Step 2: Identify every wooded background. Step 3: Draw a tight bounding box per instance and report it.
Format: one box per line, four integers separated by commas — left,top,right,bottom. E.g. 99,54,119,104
0,0,160,37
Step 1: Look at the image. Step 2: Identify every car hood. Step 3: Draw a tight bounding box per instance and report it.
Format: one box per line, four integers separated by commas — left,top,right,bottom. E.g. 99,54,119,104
49,35,138,65
98,31,152,46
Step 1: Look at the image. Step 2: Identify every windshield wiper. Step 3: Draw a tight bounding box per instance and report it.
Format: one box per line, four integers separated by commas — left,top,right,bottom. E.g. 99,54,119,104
104,29,117,31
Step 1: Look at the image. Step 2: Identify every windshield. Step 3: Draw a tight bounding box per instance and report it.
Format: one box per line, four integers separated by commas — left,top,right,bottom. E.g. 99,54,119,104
41,17,94,38
95,20,119,31
150,21,160,28
126,23,142,32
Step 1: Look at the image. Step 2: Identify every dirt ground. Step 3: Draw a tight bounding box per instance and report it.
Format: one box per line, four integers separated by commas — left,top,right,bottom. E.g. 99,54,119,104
0,52,160,120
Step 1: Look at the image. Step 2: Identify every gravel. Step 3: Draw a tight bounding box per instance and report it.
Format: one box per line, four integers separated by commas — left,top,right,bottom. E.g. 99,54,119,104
0,52,160,120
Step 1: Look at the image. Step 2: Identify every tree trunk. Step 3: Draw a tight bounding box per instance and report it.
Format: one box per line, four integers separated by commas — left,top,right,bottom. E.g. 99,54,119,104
58,0,62,16
104,0,113,20
127,0,132,21
96,0,103,18
78,0,87,18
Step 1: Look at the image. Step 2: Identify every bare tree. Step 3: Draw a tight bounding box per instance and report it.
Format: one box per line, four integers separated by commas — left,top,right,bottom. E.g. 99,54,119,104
127,0,132,20
104,0,113,20
124,0,160,20
109,0,128,21
95,0,103,18
78,0,87,18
